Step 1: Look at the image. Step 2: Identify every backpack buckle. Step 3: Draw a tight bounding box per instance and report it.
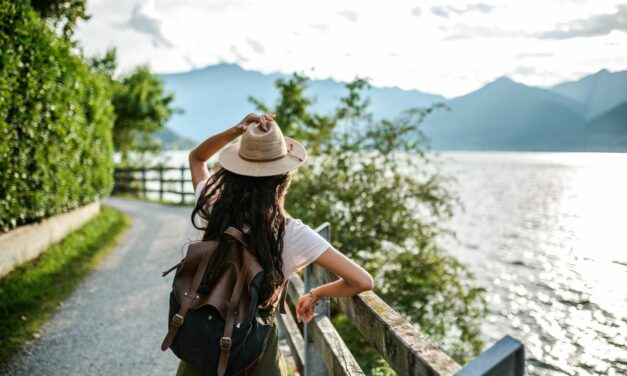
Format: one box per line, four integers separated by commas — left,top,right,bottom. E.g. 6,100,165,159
220,336,232,349
171,313,184,328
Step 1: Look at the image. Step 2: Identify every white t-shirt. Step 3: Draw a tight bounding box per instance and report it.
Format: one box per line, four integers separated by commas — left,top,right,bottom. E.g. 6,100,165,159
192,180,331,279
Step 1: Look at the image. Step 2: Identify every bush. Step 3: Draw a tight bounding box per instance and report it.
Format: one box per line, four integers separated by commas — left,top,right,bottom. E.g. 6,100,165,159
251,74,486,365
0,0,115,232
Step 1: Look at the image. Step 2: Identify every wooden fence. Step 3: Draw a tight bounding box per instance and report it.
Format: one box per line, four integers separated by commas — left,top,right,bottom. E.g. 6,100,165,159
113,165,194,204
113,166,525,375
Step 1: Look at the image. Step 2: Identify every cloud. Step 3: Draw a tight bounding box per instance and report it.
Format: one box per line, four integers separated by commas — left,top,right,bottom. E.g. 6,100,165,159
245,39,265,54
306,22,330,33
443,26,527,41
431,3,495,18
230,45,249,63
410,7,422,17
538,4,627,39
338,9,359,22
515,52,554,59
124,0,172,47
511,66,539,76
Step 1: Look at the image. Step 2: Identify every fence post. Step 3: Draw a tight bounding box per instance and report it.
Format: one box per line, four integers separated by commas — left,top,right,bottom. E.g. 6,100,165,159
113,168,119,194
141,166,147,198
303,222,332,376
158,165,164,201
125,166,131,194
180,165,186,204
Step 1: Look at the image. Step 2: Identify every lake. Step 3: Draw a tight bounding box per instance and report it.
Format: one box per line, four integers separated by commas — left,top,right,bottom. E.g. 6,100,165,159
132,150,627,375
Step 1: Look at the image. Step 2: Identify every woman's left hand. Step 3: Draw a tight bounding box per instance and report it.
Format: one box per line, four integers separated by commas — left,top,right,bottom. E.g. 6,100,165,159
295,293,317,323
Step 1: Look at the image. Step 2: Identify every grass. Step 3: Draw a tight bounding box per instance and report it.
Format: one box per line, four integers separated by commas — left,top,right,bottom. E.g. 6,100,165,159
0,205,130,370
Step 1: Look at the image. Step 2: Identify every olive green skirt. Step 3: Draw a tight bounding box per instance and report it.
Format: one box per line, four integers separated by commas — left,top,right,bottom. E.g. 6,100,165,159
175,310,288,376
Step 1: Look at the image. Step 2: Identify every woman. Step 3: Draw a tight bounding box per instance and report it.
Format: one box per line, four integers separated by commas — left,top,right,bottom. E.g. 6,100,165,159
176,113,374,375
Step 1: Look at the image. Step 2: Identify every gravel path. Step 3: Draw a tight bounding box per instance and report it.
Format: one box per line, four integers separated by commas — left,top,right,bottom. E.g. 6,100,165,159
4,198,200,376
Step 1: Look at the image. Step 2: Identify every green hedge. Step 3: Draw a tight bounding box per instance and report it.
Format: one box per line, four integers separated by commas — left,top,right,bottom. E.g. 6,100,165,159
0,1,115,232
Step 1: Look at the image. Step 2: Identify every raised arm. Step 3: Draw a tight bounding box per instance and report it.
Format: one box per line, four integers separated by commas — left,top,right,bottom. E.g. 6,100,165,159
295,245,374,323
188,113,273,190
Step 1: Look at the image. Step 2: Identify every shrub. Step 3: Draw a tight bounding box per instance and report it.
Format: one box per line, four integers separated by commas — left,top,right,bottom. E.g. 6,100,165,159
0,0,115,232
251,74,486,364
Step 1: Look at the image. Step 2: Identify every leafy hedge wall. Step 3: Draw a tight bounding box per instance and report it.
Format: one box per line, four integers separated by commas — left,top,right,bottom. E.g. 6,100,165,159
0,1,115,232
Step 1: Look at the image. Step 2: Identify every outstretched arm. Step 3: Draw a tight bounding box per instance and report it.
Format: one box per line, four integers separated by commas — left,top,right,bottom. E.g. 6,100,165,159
188,113,273,190
295,246,374,323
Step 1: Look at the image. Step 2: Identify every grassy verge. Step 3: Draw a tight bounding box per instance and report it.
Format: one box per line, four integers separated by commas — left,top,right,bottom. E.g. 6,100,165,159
0,205,130,369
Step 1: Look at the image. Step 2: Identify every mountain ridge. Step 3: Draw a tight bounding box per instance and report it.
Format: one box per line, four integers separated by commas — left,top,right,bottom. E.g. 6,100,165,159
159,63,627,152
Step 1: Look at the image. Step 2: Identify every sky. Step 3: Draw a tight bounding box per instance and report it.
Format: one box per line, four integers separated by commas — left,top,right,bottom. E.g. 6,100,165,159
76,0,627,98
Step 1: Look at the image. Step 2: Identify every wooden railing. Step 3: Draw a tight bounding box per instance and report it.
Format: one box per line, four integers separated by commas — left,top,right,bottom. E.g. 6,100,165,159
114,166,526,375
278,223,461,376
112,165,194,204
279,223,525,376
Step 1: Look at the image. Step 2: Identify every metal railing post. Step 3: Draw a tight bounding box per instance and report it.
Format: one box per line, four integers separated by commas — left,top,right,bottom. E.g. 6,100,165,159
303,222,332,376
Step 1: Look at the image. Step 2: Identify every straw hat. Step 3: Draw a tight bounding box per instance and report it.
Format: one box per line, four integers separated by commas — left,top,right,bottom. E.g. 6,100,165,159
218,120,307,177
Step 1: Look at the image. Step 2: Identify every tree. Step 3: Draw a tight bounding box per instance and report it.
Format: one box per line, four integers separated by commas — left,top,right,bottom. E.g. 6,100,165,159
249,73,486,367
30,0,89,40
89,49,178,165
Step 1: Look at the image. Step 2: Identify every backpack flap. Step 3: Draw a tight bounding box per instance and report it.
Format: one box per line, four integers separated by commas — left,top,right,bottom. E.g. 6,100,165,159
171,239,262,324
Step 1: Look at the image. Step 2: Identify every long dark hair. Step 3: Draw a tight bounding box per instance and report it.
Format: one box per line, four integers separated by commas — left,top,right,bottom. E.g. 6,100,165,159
191,166,292,306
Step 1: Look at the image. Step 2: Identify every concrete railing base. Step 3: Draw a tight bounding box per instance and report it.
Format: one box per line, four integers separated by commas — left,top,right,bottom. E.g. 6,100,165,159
0,201,101,278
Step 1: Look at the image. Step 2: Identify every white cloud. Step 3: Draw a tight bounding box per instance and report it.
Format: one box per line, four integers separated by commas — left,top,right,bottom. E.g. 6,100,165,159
539,4,627,39
124,0,173,47
75,0,627,97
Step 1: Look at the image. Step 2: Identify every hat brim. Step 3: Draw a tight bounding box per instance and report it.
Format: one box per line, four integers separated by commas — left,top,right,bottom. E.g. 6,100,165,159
218,136,307,177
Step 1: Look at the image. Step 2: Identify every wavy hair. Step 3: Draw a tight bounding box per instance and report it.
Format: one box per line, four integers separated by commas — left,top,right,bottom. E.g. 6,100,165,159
191,167,292,306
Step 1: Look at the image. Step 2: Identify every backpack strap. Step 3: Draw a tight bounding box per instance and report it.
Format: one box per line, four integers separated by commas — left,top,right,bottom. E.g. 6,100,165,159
225,226,291,314
161,246,212,351
223,226,247,247
217,264,249,376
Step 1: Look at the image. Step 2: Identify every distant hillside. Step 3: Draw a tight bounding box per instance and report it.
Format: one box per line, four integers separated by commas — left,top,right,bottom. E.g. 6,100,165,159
160,63,626,152
153,127,196,150
569,102,627,152
160,63,444,142
421,77,586,150
551,69,627,119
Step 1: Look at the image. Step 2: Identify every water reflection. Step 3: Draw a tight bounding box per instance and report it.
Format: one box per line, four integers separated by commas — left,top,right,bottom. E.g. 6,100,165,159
438,152,627,376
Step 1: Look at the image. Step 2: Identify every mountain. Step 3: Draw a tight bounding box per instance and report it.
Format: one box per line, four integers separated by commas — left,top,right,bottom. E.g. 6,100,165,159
160,63,444,142
420,77,586,150
568,101,627,152
153,127,196,150
160,63,626,152
551,69,627,119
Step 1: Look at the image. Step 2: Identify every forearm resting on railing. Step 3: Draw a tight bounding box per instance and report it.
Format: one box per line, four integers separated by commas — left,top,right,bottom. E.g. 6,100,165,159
311,277,372,303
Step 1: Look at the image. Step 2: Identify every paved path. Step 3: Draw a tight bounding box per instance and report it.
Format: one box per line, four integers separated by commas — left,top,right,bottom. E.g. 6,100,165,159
5,198,200,376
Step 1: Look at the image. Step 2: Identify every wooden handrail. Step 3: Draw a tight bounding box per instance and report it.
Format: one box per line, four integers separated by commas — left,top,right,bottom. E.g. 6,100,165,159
309,264,460,375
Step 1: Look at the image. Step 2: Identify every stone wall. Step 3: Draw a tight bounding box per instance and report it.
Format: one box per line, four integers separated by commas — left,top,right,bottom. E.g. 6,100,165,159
0,202,101,278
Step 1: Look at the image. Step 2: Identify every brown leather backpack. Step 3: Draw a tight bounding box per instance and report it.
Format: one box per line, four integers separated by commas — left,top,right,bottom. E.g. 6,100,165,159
160,226,290,376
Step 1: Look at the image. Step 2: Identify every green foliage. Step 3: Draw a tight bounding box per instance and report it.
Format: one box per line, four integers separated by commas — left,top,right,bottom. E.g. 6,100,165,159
90,48,179,165
250,73,486,365
0,0,115,232
248,72,335,155
30,0,89,40
0,205,129,370
112,66,177,162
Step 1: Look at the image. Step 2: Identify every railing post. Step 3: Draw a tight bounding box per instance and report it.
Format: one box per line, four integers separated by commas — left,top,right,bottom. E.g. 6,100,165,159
141,166,147,198
158,165,164,201
125,166,131,194
180,165,186,204
303,222,332,376
113,168,119,194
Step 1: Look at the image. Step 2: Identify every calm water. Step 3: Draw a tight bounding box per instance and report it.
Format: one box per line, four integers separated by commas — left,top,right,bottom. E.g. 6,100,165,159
135,151,627,375
437,152,627,376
